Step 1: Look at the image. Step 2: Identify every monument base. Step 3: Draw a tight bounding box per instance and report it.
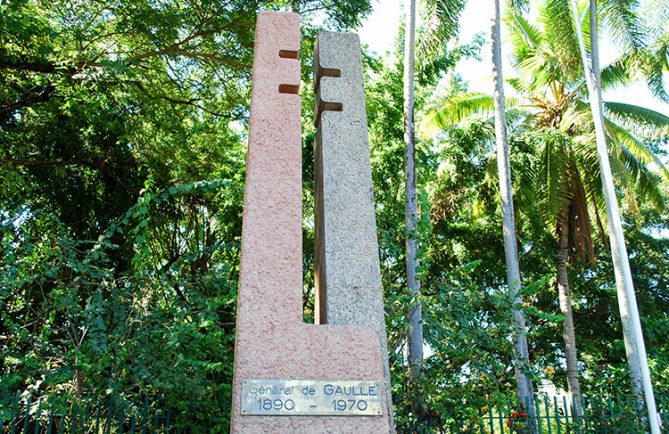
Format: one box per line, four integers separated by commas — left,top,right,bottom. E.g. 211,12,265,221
232,324,390,432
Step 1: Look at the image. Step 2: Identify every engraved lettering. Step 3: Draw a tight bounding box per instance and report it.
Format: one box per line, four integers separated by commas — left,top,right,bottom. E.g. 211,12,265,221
241,379,383,416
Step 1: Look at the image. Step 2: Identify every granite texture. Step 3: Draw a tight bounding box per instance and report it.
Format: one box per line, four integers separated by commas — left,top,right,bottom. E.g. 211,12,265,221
230,13,390,433
313,31,395,430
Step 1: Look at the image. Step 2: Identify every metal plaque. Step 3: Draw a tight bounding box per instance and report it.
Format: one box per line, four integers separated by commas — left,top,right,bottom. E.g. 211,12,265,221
240,379,383,416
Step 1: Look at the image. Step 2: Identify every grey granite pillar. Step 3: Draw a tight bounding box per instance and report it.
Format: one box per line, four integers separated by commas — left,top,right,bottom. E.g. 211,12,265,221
313,31,395,430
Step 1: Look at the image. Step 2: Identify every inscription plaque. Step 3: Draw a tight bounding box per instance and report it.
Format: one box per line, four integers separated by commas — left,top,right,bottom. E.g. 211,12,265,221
240,379,383,416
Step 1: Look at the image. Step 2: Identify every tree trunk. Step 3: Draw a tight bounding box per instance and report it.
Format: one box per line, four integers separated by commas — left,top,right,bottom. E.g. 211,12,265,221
570,1,659,431
491,0,535,425
556,213,583,418
403,0,423,378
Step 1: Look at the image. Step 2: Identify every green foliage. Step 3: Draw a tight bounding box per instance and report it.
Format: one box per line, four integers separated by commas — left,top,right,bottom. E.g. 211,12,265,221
1,0,668,430
0,180,237,430
0,1,374,428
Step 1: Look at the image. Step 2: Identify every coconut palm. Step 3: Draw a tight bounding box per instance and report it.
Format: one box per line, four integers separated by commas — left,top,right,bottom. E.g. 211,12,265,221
568,0,664,429
491,0,536,419
421,0,669,416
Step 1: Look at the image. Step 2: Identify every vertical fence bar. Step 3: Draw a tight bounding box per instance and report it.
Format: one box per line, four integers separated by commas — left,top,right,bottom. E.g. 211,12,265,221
507,396,513,434
153,397,160,432
10,390,20,434
554,396,562,434
22,396,31,434
142,394,149,434
498,396,505,434
106,396,114,434
543,396,552,434
624,395,632,432
46,409,54,434
118,407,125,434
562,396,571,433
72,400,78,434
82,400,91,431
33,398,41,434
535,395,543,434
94,398,102,434
166,408,172,433
570,397,576,434
488,401,495,434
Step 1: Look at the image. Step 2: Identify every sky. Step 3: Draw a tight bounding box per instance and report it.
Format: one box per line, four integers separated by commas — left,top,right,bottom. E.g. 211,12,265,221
357,0,669,116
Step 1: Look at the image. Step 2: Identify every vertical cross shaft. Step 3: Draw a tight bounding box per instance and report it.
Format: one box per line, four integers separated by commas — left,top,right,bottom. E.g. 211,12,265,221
313,31,395,429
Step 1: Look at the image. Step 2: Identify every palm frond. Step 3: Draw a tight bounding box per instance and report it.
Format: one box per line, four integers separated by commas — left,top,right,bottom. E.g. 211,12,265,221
508,108,535,135
661,34,669,70
416,0,467,64
508,0,530,12
542,0,582,82
421,92,522,137
605,119,669,179
604,101,669,137
646,57,669,103
573,139,606,223
600,0,647,53
610,35,669,102
472,155,501,217
599,60,632,91
522,129,573,226
647,33,669,102
640,1,669,41
507,8,543,62
606,143,635,199
541,133,572,220
605,120,667,209
568,166,595,266
558,100,594,137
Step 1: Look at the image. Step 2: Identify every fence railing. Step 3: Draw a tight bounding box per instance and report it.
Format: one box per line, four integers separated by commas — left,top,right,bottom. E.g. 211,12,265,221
0,391,226,434
396,393,668,433
1,391,666,433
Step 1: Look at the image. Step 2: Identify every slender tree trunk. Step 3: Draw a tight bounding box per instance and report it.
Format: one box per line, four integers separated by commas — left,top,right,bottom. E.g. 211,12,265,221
403,0,423,378
556,213,583,418
491,0,535,425
570,1,659,432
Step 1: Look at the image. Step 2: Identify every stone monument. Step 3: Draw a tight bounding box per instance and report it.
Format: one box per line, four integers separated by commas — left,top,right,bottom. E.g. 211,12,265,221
313,31,394,426
230,11,393,433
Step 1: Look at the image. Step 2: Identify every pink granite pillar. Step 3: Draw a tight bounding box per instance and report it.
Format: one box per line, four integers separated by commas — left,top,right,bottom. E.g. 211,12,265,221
230,11,391,433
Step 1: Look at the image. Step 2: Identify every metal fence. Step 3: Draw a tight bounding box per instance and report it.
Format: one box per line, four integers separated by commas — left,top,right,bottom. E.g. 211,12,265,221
0,392,225,434
397,393,668,433
1,391,667,433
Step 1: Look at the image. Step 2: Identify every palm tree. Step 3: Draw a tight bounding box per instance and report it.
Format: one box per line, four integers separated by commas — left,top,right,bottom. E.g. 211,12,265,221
422,0,669,417
568,0,663,429
508,5,589,414
403,0,467,379
404,0,423,380
491,0,535,418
